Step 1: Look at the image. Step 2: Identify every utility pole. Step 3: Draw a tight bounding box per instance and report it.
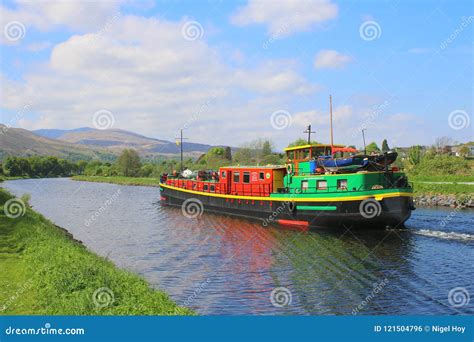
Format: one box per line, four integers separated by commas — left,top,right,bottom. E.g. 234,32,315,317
304,125,316,144
329,95,334,147
362,128,367,155
175,129,188,172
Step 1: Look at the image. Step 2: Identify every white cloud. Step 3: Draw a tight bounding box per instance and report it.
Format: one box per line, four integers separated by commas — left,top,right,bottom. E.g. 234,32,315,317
314,49,352,69
1,15,318,146
234,61,317,94
230,0,338,37
0,0,122,44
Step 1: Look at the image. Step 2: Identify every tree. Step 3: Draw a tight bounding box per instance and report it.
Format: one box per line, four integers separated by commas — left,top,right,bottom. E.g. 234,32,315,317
261,140,273,158
77,160,88,175
233,148,252,164
117,149,141,177
434,136,453,154
4,157,22,176
224,146,232,161
366,142,380,154
407,145,423,166
459,145,470,157
381,139,390,152
139,164,155,177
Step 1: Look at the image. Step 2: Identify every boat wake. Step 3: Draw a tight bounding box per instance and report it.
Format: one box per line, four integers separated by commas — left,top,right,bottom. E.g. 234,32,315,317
411,229,474,242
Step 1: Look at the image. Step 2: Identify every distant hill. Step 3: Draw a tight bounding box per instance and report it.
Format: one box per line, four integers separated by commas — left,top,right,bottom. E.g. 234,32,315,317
0,125,114,161
33,127,219,157
33,127,94,139
2,126,228,161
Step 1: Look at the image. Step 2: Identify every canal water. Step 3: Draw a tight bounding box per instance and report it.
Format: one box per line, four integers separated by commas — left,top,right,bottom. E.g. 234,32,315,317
3,178,473,315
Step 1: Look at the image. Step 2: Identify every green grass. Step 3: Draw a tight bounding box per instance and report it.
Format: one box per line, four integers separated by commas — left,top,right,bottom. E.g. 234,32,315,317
0,188,194,315
1,176,29,181
412,182,474,196
72,175,161,187
408,174,474,182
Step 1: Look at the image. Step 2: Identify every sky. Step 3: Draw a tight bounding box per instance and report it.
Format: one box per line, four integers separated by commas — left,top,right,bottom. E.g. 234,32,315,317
0,0,472,150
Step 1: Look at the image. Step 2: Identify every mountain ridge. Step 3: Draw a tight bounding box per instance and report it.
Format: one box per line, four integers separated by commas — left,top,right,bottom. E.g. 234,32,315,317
1,125,227,161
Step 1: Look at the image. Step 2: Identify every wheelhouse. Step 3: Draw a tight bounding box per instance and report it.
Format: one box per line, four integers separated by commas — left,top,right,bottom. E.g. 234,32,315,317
284,144,358,162
284,144,358,176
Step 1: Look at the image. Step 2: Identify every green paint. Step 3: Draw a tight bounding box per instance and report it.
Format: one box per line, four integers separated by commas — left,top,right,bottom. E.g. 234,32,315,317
283,169,412,198
298,205,337,211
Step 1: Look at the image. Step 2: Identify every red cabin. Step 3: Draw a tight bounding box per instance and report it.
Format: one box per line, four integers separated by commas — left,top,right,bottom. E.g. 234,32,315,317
219,166,286,196
165,166,286,197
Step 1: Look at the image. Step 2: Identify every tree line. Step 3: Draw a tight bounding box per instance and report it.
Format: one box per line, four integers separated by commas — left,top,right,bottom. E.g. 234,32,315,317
0,156,85,178
1,137,471,179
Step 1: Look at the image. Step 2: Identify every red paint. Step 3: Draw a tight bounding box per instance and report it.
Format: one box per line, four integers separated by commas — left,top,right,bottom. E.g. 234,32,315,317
277,219,309,228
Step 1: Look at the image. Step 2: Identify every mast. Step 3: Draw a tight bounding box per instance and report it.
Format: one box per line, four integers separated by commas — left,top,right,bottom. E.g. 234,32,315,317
362,128,367,155
180,129,183,172
329,95,333,147
176,129,188,172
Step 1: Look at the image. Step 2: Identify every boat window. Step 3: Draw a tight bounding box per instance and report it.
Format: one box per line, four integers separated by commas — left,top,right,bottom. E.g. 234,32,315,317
301,180,309,192
317,180,327,190
204,184,209,191
210,185,215,192
233,172,240,183
243,172,250,183
259,172,265,180
302,149,310,159
221,171,226,178
337,179,348,190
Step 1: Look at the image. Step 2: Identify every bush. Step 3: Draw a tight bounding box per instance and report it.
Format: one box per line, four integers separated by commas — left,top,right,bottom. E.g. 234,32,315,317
408,154,471,176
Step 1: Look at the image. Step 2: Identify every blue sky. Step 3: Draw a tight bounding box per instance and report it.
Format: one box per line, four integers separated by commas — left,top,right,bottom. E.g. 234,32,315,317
0,0,472,150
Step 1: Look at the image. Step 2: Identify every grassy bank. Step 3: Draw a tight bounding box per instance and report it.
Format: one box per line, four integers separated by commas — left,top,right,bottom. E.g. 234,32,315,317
0,188,193,315
72,175,161,187
409,175,474,183
412,182,474,196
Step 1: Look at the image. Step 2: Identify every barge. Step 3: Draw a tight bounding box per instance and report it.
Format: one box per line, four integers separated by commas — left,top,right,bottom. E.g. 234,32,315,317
159,143,415,229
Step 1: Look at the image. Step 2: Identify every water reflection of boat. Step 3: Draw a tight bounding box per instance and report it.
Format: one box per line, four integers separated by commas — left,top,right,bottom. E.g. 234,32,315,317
266,228,415,315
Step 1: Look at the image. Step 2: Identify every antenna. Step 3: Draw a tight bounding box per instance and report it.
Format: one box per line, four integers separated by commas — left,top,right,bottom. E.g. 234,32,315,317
329,95,334,147
304,125,316,144
175,129,189,172
362,128,367,155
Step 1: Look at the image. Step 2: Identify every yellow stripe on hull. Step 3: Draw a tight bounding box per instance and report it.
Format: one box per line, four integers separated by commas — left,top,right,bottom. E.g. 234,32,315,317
159,183,413,203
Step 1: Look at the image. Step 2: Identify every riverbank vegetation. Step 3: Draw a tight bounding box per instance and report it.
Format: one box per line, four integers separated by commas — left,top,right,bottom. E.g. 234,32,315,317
3,138,473,196
72,175,161,187
0,188,193,315
0,156,84,178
